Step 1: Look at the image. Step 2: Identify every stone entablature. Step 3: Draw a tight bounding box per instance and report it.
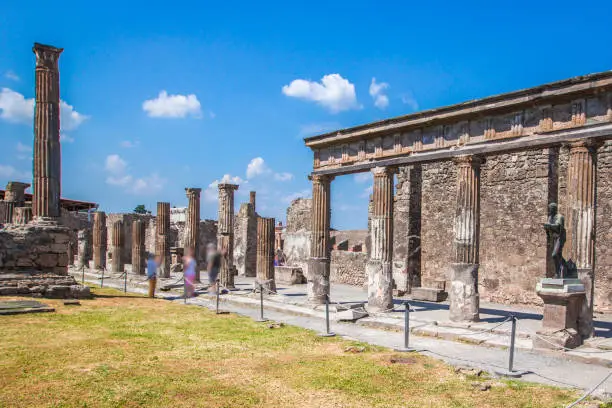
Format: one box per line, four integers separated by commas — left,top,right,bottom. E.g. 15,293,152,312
305,72,612,172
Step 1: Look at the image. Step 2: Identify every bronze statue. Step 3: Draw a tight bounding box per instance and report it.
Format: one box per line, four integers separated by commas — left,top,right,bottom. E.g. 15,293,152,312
544,203,576,279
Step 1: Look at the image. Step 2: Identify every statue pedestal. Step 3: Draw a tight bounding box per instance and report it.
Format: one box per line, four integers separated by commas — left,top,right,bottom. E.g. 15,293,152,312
534,278,590,350
449,263,479,322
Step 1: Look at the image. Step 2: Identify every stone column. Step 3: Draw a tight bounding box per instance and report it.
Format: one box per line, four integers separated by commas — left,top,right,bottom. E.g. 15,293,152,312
185,188,201,281
77,229,90,269
4,182,30,223
110,220,124,273
92,211,107,270
256,216,276,292
155,202,171,278
567,140,599,318
275,222,283,250
12,207,32,225
249,191,256,212
308,174,333,304
218,184,238,288
367,167,395,312
132,219,145,275
32,43,63,220
449,155,482,322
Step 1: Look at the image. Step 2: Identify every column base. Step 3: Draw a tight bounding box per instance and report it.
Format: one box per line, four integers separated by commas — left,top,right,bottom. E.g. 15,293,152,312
367,260,394,312
307,257,330,305
449,263,480,322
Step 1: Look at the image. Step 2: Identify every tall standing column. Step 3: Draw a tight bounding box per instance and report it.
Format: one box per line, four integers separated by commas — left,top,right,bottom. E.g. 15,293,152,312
218,184,238,289
110,220,124,273
4,182,30,223
92,211,107,270
367,167,395,312
132,219,145,275
567,140,599,319
256,217,276,292
156,202,171,278
449,155,482,322
185,188,202,282
32,43,63,220
308,174,333,304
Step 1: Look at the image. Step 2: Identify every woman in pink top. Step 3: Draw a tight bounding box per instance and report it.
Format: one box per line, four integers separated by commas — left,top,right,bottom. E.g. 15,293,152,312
183,247,197,298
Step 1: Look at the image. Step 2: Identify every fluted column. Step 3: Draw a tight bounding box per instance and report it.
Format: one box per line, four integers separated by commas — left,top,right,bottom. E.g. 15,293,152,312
77,229,90,269
250,191,256,212
308,174,333,304
4,182,30,223
155,202,171,278
132,219,145,275
218,184,238,288
449,155,482,322
256,217,276,292
110,220,124,273
185,188,201,282
12,207,32,225
367,167,395,311
32,43,63,220
92,211,107,270
567,140,599,317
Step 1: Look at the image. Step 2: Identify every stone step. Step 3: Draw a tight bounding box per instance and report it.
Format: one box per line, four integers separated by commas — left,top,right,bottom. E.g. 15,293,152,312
409,287,447,302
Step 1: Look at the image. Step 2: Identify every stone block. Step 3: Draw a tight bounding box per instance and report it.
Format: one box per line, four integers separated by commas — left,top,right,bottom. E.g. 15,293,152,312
336,308,369,321
449,263,480,322
70,285,91,299
275,266,306,285
410,287,447,302
45,285,71,299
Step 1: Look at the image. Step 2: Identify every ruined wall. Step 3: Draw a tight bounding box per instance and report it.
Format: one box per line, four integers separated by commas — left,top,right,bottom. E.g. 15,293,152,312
420,161,456,287
479,149,554,305
330,250,368,286
596,141,612,311
283,198,311,275
330,230,367,250
106,214,154,265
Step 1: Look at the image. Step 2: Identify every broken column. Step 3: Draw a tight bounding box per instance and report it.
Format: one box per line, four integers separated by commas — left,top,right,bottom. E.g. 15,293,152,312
249,191,256,212
567,140,599,318
308,174,333,304
92,211,107,270
155,202,171,278
234,202,257,277
218,183,238,289
184,188,201,281
4,182,30,224
256,217,276,292
110,220,124,273
32,43,63,221
449,155,482,322
12,207,32,225
367,167,395,312
132,219,145,275
77,229,90,269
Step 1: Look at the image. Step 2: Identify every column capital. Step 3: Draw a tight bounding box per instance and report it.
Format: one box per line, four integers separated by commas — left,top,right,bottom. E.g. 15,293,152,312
33,43,63,70
218,183,239,191
453,155,484,167
308,173,334,183
185,187,202,196
371,166,397,178
567,138,603,153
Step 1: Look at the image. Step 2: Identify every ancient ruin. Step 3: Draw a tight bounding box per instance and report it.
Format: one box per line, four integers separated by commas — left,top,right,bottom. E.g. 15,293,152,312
218,183,238,289
184,188,201,281
256,216,276,292
110,220,124,273
132,219,145,275
92,211,107,270
156,202,171,278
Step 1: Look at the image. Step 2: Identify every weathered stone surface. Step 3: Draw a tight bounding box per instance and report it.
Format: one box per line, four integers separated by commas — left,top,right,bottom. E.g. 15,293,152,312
218,184,238,289
234,202,257,277
284,198,312,276
92,211,107,270
410,287,446,302
131,219,145,275
256,217,276,292
274,266,306,285
308,174,333,304
330,250,367,286
155,202,171,278
449,263,480,322
76,228,90,268
110,220,124,273
595,141,612,311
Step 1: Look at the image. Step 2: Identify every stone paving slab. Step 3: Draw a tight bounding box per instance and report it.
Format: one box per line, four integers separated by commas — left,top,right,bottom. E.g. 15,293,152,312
0,300,55,315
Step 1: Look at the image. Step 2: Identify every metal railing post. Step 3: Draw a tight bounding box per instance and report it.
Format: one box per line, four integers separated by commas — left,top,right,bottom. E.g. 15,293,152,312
494,315,526,378
255,283,268,322
318,293,335,337
100,267,105,288
394,301,416,352
124,271,127,293
216,280,221,314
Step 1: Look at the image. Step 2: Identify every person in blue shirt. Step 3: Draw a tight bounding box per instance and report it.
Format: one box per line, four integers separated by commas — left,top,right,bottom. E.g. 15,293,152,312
146,254,159,298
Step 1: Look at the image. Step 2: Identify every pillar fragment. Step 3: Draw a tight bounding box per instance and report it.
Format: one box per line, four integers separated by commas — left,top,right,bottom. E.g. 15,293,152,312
110,220,124,273
449,155,482,322
249,191,256,212
32,43,63,220
4,182,30,224
155,202,171,278
256,217,276,292
77,229,90,269
132,219,145,275
367,167,395,312
92,211,107,270
308,174,333,304
185,188,202,281
218,184,238,288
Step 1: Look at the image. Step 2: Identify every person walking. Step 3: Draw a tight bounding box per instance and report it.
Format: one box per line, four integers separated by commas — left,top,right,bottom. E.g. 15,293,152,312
146,254,159,298
183,247,197,298
206,243,221,294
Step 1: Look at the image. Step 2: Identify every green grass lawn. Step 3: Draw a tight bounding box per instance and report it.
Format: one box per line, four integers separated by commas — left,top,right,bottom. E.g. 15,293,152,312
0,286,582,407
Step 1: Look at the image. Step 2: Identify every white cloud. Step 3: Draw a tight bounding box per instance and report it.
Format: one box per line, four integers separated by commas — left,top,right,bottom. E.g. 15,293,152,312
105,154,127,174
0,164,30,181
5,71,19,81
354,172,371,183
274,172,293,182
60,134,74,143
204,174,245,202
369,78,389,109
246,157,268,179
106,174,133,187
132,173,166,195
281,189,311,204
282,74,359,113
360,186,373,198
60,100,88,130
120,140,140,148
401,93,419,111
104,154,166,195
142,90,202,118
0,88,34,123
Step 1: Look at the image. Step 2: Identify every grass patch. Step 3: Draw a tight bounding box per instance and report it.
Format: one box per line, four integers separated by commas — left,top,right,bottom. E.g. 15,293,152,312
0,286,580,407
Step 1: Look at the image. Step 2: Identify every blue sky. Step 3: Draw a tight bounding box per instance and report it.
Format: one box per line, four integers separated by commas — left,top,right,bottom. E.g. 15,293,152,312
1,1,611,229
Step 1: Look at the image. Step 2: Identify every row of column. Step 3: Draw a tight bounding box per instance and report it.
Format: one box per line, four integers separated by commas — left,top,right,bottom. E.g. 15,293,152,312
307,139,600,322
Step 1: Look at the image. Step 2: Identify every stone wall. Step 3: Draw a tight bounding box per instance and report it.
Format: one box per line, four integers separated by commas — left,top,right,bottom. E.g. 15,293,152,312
330,250,368,287
283,198,312,275
596,141,612,311
479,149,554,305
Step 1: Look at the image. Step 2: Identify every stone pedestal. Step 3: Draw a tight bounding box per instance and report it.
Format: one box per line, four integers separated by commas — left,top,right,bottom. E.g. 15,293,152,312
308,258,330,304
366,260,394,312
275,266,306,285
535,278,589,349
449,263,480,322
